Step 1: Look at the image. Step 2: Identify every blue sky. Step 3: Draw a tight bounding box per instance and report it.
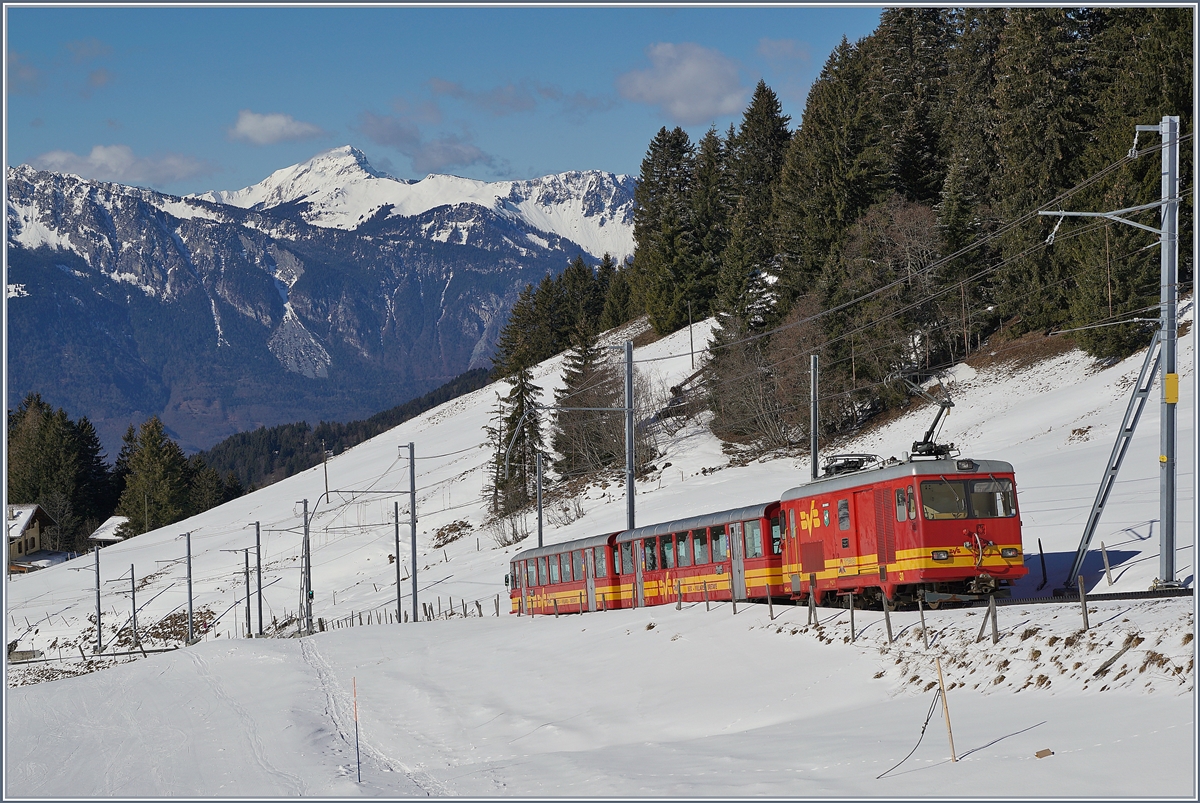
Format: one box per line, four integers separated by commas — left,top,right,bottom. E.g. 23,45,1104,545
5,5,882,195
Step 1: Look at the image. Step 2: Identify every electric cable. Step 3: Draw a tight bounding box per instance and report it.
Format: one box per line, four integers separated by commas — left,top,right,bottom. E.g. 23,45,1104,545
876,687,944,779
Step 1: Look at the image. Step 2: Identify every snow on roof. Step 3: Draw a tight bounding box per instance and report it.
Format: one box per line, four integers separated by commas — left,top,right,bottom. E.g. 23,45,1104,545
88,516,129,543
7,505,38,542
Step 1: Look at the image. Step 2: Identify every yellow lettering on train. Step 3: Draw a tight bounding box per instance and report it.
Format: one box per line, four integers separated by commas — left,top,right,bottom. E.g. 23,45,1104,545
798,501,821,533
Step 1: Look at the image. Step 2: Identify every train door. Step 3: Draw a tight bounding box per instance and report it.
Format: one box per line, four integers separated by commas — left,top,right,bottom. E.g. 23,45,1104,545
584,547,596,612
853,490,878,577
634,541,645,608
730,522,747,601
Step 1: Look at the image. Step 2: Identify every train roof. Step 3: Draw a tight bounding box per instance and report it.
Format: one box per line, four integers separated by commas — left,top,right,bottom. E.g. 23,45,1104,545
614,502,778,544
781,457,1016,502
511,531,619,562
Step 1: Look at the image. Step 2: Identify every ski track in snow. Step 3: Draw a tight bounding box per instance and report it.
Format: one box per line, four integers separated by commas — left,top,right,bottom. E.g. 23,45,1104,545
299,637,449,796
185,650,308,796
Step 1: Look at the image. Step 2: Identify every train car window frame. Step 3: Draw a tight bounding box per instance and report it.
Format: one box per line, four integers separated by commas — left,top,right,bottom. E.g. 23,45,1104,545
549,554,561,584
573,550,586,580
837,499,851,530
527,560,537,588
595,549,607,579
644,537,658,571
676,532,692,567
744,520,763,559
537,556,548,586
693,529,710,564
906,486,917,520
621,542,634,574
712,524,728,562
662,534,675,569
895,488,907,522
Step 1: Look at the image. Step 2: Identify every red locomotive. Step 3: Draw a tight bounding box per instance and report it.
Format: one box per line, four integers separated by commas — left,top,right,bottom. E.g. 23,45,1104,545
508,452,1028,615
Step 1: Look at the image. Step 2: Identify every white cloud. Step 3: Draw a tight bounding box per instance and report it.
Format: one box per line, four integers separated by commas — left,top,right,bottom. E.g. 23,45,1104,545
616,42,748,125
29,144,215,187
358,110,496,175
229,110,325,145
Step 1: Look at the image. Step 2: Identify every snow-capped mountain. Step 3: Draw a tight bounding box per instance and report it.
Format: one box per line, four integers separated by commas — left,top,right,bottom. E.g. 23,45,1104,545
192,146,636,261
6,150,636,454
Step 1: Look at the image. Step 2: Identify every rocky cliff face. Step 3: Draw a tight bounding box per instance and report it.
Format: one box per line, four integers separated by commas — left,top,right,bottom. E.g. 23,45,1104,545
5,150,635,454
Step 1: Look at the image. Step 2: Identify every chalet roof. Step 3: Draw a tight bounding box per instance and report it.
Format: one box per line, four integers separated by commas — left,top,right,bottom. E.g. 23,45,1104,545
88,516,129,543
7,504,55,542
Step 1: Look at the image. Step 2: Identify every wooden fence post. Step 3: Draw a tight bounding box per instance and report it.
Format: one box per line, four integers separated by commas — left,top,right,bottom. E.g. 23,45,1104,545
918,594,930,650
553,598,559,618
703,581,709,611
849,593,855,642
767,586,774,621
882,596,893,644
935,656,957,762
1101,542,1113,586
676,581,682,611
989,596,999,645
1078,575,1090,631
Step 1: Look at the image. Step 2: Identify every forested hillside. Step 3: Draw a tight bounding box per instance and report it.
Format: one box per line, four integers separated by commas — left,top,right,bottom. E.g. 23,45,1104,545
487,7,1192,496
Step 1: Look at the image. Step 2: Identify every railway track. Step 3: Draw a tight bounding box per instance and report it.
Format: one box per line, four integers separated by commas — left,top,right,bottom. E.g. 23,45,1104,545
991,586,1193,608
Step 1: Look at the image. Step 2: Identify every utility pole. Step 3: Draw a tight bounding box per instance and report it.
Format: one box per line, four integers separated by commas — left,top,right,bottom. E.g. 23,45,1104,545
394,501,403,622
94,547,102,653
130,564,138,647
255,521,263,636
810,354,819,481
688,300,694,370
1041,115,1181,589
624,339,635,531
322,440,330,502
301,499,313,634
409,443,418,624
185,531,195,645
536,452,543,548
244,549,251,638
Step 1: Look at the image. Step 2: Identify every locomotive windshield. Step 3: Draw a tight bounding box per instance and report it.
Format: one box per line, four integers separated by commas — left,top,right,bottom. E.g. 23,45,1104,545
920,478,1016,519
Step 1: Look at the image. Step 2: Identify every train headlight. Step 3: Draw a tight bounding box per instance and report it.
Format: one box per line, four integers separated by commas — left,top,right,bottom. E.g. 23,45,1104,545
931,550,950,561
1001,548,1020,558
956,459,978,472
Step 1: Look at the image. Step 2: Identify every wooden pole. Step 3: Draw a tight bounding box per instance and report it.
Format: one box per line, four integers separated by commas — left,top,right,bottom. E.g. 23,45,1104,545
1101,541,1113,586
767,586,774,621
935,656,957,762
882,595,893,644
703,581,709,611
918,594,930,650
676,581,682,611
553,598,559,618
989,595,999,645
1078,575,1090,630
849,593,855,642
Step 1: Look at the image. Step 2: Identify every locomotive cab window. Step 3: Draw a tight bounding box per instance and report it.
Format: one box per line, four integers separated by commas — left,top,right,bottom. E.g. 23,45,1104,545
920,480,968,519
895,489,907,522
906,486,917,520
837,499,850,530
744,521,763,559
969,479,1017,517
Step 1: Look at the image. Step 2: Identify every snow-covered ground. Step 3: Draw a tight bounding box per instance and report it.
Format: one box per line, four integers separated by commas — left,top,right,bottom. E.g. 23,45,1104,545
4,312,1196,797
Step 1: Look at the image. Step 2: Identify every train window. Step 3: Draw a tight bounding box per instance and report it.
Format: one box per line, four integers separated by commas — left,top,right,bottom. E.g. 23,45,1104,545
770,517,783,555
563,552,574,582
538,556,548,586
895,489,907,522
527,561,537,587
693,529,710,564
676,533,692,566
906,486,917,520
744,521,763,558
550,554,561,584
662,535,675,569
920,480,968,519
712,525,728,562
573,550,585,580
644,538,658,571
969,479,1017,518
838,500,851,530
621,542,634,574
595,550,607,579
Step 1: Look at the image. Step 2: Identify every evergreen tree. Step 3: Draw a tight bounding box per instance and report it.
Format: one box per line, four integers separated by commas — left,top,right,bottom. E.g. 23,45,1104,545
186,455,227,516
499,368,543,513
690,126,731,319
630,126,697,334
552,335,623,478
599,260,634,331
115,416,190,537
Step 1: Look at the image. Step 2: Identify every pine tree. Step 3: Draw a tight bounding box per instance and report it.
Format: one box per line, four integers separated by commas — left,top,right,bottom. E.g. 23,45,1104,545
115,416,190,537
599,261,633,331
630,126,697,334
690,126,731,318
553,335,622,478
499,368,543,513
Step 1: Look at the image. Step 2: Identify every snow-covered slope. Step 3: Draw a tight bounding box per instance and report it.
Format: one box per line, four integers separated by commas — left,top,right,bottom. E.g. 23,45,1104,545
4,313,1195,797
192,146,636,260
